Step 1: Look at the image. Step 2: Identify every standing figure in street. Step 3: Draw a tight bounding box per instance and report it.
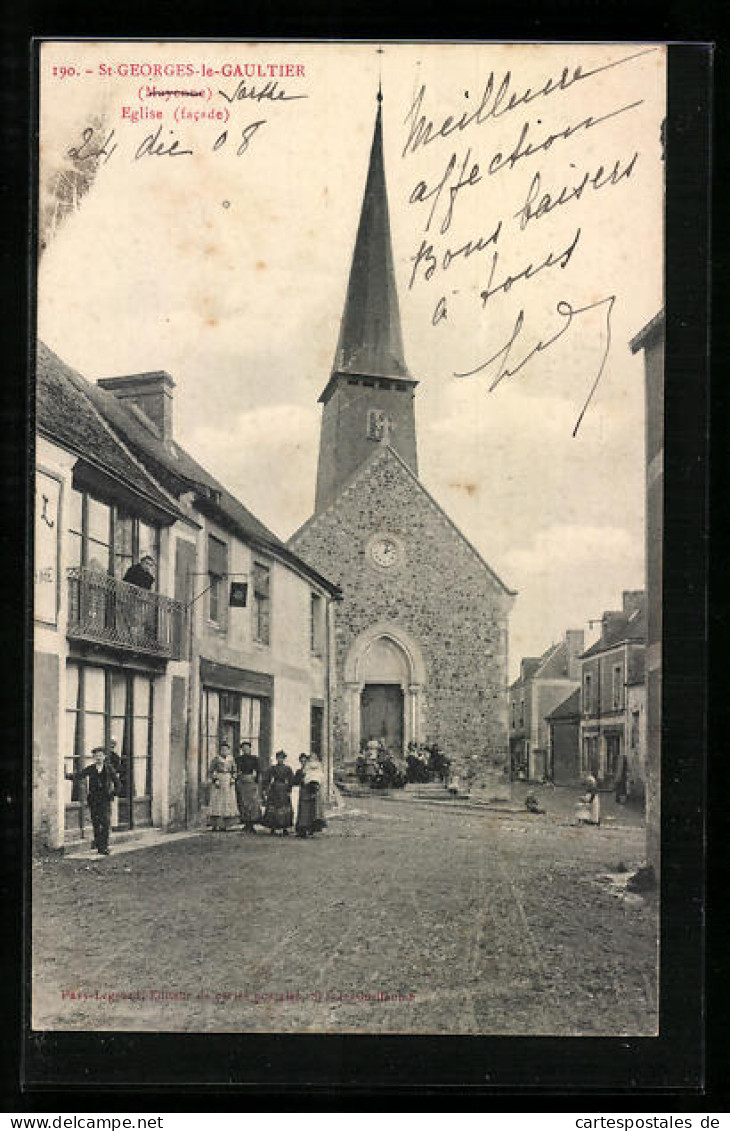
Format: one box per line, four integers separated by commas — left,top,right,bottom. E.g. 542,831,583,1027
65,745,120,855
615,756,630,804
575,775,601,826
209,739,238,832
292,753,308,822
235,740,261,834
295,753,328,838
262,750,294,836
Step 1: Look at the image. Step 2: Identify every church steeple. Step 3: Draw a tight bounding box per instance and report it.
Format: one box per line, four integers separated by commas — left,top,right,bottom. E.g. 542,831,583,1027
330,89,410,382
315,90,418,513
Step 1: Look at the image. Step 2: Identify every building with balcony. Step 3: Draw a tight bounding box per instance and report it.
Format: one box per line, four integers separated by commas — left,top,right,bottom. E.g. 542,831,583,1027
508,630,584,781
34,343,340,852
34,343,195,850
578,590,646,793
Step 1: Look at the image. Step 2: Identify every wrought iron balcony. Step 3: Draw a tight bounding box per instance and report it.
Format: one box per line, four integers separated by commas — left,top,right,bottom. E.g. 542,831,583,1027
67,567,187,660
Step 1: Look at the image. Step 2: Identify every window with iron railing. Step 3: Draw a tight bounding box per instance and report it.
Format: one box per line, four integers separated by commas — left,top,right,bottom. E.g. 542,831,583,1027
67,567,187,659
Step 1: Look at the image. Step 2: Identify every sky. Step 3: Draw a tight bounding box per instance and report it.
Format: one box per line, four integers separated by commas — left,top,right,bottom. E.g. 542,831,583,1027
37,41,665,677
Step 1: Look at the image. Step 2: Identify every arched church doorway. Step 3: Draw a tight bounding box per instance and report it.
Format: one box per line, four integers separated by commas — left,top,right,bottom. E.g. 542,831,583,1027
343,624,426,758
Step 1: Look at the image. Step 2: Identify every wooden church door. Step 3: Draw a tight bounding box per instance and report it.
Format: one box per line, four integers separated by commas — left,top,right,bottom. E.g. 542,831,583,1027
361,684,404,754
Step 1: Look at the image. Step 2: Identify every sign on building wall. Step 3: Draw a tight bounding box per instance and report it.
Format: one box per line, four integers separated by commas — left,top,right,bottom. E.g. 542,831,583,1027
34,470,60,626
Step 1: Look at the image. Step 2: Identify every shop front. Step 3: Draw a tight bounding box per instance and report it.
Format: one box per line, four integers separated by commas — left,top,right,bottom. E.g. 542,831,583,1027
198,659,273,810
64,657,159,842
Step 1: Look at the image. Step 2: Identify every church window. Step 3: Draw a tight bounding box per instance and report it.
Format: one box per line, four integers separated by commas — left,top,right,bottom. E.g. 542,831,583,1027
367,408,390,442
253,562,271,645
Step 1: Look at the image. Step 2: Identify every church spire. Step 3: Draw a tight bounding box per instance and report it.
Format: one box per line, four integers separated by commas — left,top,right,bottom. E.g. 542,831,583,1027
313,88,418,513
330,89,410,381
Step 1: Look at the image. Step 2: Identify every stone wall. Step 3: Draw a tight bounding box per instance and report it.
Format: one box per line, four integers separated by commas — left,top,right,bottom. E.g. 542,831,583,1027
291,448,512,792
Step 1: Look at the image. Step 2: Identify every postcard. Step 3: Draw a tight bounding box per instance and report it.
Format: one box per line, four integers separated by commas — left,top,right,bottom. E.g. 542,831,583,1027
33,40,665,1037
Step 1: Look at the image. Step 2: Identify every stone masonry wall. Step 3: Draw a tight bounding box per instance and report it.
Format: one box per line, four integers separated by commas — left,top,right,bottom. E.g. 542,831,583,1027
290,448,512,790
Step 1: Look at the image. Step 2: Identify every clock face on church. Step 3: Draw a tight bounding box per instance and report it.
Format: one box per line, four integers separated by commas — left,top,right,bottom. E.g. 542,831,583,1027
368,533,404,570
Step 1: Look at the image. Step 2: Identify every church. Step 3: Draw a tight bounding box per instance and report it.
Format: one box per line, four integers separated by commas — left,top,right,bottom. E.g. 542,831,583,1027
288,90,515,794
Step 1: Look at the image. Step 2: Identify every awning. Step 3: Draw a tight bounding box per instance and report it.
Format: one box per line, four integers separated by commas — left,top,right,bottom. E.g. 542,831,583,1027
200,658,273,697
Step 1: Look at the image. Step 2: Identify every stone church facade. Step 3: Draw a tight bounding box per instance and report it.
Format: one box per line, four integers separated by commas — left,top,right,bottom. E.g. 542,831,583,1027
289,91,514,792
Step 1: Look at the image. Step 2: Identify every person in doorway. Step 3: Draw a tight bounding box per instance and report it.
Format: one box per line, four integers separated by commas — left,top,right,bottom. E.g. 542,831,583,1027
295,753,328,837
262,750,294,836
123,554,156,590
106,736,122,832
209,739,238,831
575,775,601,826
235,740,261,834
65,745,120,855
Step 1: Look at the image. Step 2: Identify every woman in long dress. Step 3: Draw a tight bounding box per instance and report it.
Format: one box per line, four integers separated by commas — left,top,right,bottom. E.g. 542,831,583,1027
295,753,327,838
235,740,261,834
575,774,601,826
209,741,238,831
262,750,294,836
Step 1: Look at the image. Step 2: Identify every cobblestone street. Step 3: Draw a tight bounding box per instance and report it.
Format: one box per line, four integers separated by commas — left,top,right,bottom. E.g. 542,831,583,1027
32,795,657,1035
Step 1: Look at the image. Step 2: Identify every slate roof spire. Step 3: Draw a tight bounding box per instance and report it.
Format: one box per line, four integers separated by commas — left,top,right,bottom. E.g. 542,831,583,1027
331,88,411,381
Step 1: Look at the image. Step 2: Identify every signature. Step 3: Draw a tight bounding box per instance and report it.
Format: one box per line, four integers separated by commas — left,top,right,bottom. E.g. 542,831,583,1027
402,48,656,157
454,294,616,437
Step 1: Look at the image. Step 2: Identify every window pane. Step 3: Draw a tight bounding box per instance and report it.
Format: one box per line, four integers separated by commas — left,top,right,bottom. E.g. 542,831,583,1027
208,535,227,577
209,576,220,622
110,671,127,717
139,522,159,565
133,675,152,718
68,531,83,570
87,497,110,545
63,707,80,805
68,487,83,534
84,713,105,761
114,512,134,578
65,663,80,711
205,691,219,776
85,666,105,712
132,758,150,798
253,563,270,596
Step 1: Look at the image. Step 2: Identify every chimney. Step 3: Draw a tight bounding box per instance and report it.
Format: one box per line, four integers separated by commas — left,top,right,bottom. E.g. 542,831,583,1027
565,629,585,680
622,590,645,618
97,371,175,443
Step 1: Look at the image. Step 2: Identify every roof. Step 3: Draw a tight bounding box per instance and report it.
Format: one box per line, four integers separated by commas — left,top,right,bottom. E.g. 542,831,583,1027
289,441,515,598
511,641,569,690
580,605,646,658
326,93,412,390
36,342,186,523
38,342,340,597
630,309,664,354
546,688,581,721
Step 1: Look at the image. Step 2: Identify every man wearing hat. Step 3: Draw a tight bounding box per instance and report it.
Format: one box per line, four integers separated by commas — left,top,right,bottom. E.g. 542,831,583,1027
65,745,120,855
